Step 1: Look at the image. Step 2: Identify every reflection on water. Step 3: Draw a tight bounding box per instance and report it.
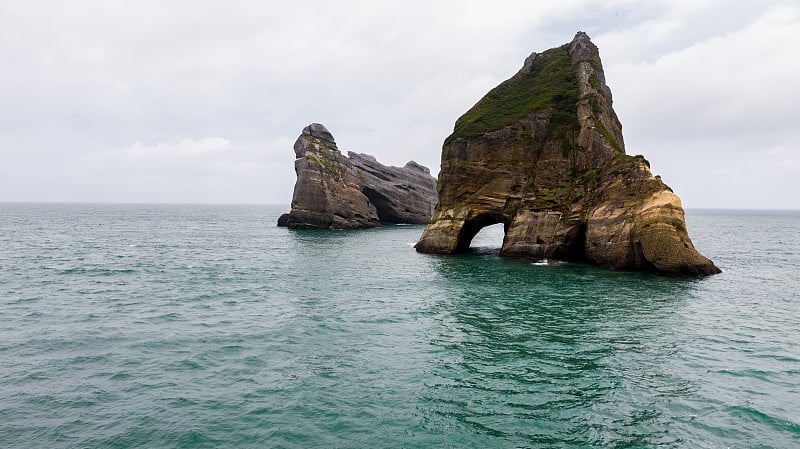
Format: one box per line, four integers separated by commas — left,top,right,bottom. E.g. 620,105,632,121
423,254,699,446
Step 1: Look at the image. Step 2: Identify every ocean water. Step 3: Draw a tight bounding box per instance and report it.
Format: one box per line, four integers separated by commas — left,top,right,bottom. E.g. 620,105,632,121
1,204,798,449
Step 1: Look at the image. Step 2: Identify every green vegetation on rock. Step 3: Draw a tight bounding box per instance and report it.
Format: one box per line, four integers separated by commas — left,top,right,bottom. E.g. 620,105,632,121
445,44,579,145
594,119,621,152
306,152,345,180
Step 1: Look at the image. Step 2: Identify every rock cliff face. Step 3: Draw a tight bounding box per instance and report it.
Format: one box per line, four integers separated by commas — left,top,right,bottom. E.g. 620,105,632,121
415,32,720,276
279,123,437,229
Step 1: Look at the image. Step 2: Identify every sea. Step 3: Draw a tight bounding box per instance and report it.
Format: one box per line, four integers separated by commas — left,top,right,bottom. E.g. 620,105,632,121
1,203,798,449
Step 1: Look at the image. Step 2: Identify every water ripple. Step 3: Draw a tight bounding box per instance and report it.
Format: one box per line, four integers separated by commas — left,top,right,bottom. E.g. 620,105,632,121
0,205,798,448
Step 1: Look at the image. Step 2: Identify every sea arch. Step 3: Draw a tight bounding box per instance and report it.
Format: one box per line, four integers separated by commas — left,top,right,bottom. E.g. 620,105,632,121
454,212,511,253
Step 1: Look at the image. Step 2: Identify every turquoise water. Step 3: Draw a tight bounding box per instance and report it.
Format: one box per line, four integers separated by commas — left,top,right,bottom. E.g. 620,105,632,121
1,204,798,448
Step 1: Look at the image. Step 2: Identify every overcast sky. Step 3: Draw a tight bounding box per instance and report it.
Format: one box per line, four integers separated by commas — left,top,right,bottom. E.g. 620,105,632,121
1,0,798,209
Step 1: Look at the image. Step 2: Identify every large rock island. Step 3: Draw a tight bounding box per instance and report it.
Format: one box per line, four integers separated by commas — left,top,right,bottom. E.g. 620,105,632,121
279,123,437,229
416,32,720,276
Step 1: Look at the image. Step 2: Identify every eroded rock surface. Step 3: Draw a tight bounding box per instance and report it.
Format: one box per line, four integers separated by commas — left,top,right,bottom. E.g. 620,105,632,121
415,32,720,276
280,123,437,229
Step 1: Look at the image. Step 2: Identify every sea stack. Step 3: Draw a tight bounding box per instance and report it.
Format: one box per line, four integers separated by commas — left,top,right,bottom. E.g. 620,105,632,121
415,32,720,276
279,123,437,229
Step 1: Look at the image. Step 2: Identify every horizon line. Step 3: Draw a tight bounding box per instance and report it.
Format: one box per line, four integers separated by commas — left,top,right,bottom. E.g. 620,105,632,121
1,201,798,212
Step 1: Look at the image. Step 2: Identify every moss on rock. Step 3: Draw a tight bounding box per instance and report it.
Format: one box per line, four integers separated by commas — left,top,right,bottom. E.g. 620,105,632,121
445,44,580,145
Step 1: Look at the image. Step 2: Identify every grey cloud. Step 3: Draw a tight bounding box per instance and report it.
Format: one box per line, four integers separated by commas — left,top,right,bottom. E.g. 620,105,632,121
1,0,798,208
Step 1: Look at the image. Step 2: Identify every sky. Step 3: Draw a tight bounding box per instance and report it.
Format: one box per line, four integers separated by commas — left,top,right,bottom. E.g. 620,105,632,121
1,0,799,209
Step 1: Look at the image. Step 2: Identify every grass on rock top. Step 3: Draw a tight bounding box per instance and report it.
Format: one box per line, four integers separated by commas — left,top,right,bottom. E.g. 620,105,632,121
445,44,580,145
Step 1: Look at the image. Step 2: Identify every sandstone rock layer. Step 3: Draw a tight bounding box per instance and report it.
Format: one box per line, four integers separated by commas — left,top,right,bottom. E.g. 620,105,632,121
415,32,720,276
280,123,437,229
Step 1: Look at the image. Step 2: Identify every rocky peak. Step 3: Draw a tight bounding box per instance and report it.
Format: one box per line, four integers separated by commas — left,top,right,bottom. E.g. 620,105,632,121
404,160,431,175
304,123,337,150
520,52,539,74
568,31,597,61
293,123,338,158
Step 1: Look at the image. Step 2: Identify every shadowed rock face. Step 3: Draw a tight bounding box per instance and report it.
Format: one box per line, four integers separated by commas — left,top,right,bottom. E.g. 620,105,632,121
415,32,720,276
279,123,437,229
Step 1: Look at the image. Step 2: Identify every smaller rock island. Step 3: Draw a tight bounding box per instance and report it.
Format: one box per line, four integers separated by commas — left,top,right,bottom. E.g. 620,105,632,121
278,123,438,229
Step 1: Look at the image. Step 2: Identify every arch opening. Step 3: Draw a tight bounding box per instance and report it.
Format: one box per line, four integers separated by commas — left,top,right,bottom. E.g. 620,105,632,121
455,214,510,253
362,186,401,223
470,223,506,253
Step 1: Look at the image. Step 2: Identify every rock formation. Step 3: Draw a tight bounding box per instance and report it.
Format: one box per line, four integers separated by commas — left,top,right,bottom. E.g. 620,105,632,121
415,32,720,276
279,123,437,229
